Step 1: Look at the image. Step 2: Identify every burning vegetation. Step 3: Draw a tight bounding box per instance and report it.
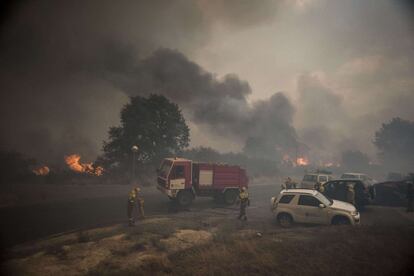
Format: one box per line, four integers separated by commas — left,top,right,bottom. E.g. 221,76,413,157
283,154,310,167
32,166,50,176
296,157,309,166
64,154,104,176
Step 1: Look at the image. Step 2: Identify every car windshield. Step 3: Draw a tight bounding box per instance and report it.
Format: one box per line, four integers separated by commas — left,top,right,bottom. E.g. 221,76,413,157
341,173,358,179
315,192,333,206
303,175,317,181
159,160,172,177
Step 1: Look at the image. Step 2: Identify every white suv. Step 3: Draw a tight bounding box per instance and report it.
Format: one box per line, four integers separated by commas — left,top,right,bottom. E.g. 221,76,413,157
270,189,360,227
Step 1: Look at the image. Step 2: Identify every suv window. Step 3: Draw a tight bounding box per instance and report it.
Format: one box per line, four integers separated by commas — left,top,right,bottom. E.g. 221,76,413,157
319,176,327,182
298,195,321,207
303,175,317,181
279,195,295,204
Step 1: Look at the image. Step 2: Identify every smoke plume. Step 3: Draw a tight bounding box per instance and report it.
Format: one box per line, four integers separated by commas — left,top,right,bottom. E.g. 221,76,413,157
104,48,298,159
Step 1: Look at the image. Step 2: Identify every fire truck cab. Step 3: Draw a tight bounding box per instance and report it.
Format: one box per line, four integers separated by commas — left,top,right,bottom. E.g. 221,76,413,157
157,158,248,207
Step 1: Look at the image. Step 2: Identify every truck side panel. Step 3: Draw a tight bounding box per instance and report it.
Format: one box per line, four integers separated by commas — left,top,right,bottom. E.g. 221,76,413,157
196,163,248,189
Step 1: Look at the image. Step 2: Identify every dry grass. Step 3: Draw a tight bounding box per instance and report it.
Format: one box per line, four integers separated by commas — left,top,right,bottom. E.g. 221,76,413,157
4,211,414,276
170,226,414,276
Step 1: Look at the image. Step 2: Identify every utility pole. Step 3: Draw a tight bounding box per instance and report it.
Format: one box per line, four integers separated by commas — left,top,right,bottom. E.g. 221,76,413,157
295,142,298,167
131,145,139,183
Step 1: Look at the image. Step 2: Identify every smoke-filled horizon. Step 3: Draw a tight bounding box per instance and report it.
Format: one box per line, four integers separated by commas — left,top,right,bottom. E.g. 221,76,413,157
0,0,413,168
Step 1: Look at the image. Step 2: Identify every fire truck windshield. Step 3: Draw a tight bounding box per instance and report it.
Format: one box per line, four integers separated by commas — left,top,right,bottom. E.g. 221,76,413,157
159,160,172,178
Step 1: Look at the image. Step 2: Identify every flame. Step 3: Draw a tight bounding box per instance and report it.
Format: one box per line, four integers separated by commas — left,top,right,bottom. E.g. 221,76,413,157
296,157,309,166
64,154,103,176
282,154,309,166
33,166,50,176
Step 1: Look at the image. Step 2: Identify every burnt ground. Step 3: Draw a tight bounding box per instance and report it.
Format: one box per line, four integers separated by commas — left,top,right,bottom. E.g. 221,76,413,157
1,179,414,275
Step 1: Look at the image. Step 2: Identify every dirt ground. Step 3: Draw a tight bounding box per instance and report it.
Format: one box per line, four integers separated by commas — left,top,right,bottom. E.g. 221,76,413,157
3,207,414,276
1,178,414,275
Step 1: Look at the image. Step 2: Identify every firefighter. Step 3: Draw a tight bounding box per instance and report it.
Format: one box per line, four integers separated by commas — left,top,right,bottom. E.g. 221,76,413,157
284,177,293,189
314,182,324,193
406,182,413,212
127,187,144,226
346,184,356,206
238,187,250,221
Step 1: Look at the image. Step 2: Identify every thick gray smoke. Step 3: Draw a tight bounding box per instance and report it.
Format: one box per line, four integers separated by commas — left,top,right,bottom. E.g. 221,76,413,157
104,48,298,159
0,0,288,164
1,0,413,171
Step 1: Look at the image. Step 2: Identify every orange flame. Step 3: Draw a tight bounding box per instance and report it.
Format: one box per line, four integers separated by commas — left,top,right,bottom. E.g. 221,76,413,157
33,166,50,176
64,154,103,176
296,157,309,166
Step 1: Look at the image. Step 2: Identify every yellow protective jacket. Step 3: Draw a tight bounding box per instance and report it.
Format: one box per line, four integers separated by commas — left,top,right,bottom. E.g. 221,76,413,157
239,191,250,207
128,189,138,204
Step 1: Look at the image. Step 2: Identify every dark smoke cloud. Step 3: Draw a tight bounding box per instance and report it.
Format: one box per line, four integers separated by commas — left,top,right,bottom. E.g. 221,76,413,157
1,0,412,170
0,0,286,164
104,48,297,157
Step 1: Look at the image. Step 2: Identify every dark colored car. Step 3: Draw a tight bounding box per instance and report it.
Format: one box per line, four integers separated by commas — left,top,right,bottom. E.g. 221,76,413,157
322,180,371,210
373,180,410,206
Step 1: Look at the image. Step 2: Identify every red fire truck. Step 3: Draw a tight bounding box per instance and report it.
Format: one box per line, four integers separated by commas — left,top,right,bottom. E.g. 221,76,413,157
157,158,248,207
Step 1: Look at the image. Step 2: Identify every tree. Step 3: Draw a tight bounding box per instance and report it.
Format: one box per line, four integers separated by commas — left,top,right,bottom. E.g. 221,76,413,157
100,95,189,173
341,150,369,170
374,117,414,171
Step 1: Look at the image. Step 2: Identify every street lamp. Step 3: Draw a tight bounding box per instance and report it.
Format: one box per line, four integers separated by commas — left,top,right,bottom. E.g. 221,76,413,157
131,145,139,182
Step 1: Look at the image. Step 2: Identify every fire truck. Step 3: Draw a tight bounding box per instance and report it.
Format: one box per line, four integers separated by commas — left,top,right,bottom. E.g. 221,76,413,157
156,158,248,207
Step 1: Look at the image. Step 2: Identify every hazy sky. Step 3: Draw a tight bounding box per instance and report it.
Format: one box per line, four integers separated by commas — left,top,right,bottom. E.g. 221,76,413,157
0,0,413,165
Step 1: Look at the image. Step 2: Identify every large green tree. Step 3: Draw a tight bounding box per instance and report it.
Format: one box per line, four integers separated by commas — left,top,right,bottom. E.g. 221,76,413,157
100,95,189,172
374,117,414,171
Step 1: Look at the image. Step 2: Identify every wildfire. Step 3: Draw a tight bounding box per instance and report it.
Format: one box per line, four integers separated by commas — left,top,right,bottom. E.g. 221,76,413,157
282,154,310,166
32,166,50,176
64,154,103,176
296,157,309,166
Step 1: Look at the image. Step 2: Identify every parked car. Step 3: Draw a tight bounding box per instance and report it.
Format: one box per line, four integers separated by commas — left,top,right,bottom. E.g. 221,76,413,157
270,189,360,227
301,173,333,189
340,172,376,186
373,180,411,206
386,172,404,181
322,179,371,210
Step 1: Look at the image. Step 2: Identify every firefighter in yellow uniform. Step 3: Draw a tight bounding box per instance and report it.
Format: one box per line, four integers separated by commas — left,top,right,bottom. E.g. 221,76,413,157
127,187,145,226
238,187,250,221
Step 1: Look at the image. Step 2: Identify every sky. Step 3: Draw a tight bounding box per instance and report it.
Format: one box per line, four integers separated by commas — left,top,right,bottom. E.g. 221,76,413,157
0,0,413,166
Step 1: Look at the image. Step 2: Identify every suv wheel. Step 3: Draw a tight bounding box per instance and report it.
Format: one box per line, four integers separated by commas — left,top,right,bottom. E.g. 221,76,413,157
177,190,193,207
332,216,350,225
278,213,293,228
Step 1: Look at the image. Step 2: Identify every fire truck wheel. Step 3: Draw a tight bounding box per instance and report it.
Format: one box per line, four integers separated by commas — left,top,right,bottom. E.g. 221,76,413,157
224,189,238,205
214,193,224,203
177,190,193,207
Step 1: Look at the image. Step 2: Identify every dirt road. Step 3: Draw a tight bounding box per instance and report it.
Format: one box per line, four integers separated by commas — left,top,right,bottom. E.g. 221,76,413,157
1,182,413,248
